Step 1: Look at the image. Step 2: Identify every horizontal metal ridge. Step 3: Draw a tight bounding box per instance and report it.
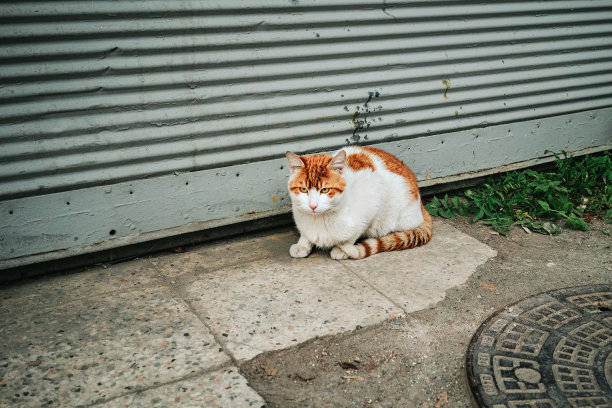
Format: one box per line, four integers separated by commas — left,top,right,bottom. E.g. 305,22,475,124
2,41,611,126
4,15,612,52
2,0,612,202
3,1,611,21
3,84,612,199
2,30,612,106
4,21,612,78
3,102,612,201
3,73,612,151
5,19,612,62
2,72,611,155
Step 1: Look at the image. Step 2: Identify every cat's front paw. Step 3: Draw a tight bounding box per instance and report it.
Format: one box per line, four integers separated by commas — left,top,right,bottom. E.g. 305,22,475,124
330,246,349,260
331,245,360,260
290,244,311,258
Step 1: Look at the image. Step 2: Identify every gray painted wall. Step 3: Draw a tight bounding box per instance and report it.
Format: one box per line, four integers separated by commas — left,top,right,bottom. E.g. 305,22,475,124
1,1,612,269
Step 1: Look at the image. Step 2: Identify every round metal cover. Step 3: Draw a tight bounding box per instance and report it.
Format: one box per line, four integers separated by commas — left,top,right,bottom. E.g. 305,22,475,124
466,284,612,407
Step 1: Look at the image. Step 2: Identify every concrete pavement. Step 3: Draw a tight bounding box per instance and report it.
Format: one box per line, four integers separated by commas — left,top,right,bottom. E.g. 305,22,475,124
1,219,498,407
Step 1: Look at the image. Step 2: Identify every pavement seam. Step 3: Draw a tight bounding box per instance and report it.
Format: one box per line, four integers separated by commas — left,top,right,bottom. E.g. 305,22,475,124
148,260,270,406
84,360,237,407
0,280,169,320
175,289,271,407
146,255,241,365
336,260,411,317
147,259,239,363
0,257,171,317
70,260,243,407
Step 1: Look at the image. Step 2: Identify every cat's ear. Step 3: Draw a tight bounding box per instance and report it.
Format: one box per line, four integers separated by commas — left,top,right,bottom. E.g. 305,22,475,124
286,151,305,175
329,150,346,173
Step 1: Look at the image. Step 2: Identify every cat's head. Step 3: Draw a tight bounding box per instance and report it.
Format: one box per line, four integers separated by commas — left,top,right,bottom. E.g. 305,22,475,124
286,150,346,214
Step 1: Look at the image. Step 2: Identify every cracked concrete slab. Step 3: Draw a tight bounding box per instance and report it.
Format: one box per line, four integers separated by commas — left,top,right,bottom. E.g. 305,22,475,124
0,286,228,408
99,367,265,408
182,220,495,361
345,220,497,312
184,256,402,361
0,219,496,407
150,230,299,279
0,258,159,316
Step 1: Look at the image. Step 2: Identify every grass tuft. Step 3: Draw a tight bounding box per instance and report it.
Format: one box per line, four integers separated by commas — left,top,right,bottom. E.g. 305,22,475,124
425,151,611,235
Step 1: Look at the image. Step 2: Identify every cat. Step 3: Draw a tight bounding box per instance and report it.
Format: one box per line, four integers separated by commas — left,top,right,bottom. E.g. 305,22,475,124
285,146,432,260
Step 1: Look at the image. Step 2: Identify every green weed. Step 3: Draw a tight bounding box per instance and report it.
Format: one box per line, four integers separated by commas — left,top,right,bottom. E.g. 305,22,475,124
425,151,611,235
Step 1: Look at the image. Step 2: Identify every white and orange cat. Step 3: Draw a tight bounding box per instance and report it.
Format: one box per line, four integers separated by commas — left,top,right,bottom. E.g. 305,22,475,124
286,146,432,260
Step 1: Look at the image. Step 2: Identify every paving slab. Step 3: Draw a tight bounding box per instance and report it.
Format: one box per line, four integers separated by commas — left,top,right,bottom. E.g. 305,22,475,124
241,217,612,408
100,366,265,408
0,218,499,407
343,220,498,313
184,256,403,361
181,220,496,362
0,258,159,316
0,286,229,407
150,230,299,279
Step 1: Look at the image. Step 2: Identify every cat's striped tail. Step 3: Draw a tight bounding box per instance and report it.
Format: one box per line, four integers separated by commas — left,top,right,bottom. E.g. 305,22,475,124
354,203,433,259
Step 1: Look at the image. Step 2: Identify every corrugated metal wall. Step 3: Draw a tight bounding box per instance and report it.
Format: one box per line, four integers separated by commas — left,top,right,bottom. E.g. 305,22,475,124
2,0,612,269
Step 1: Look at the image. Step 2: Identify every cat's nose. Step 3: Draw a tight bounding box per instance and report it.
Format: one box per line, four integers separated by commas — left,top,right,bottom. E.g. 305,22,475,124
309,204,318,211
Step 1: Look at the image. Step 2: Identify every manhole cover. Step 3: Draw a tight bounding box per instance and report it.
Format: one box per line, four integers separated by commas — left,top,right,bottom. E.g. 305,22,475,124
466,284,612,407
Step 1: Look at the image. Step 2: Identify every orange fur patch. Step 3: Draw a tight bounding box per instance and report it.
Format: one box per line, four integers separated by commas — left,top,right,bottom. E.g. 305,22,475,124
288,154,346,193
352,206,433,258
362,147,419,201
392,233,402,249
346,153,375,172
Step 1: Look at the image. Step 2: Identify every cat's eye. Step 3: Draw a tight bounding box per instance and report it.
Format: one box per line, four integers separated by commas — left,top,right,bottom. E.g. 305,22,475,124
320,187,330,193
299,187,308,193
